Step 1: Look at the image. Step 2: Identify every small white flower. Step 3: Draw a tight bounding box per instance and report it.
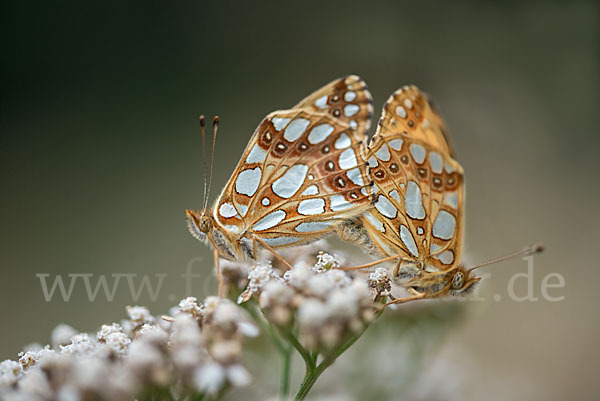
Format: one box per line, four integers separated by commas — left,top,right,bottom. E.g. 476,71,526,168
0,360,23,388
56,385,80,401
210,340,242,363
34,352,72,378
313,252,340,271
350,280,372,304
203,296,221,316
320,324,342,348
17,368,52,399
368,267,392,295
137,324,168,345
18,346,55,370
227,364,251,387
327,289,358,319
171,345,206,372
103,332,131,356
71,357,107,389
278,239,332,266
193,363,225,395
126,306,154,325
211,300,241,328
259,280,294,308
170,314,203,348
96,323,123,342
238,262,280,303
297,299,329,328
125,340,169,386
220,259,250,290
208,299,257,338
119,319,135,337
51,324,78,349
237,321,259,338
17,352,36,370
178,297,203,317
306,274,336,298
323,269,352,289
283,264,313,290
60,334,96,357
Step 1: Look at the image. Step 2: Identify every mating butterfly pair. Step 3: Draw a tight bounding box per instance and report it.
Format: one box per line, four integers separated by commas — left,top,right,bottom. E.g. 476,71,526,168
187,76,509,303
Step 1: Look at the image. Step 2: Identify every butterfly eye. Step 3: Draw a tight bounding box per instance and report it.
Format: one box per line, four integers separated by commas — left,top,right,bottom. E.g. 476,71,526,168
199,216,211,233
451,272,464,289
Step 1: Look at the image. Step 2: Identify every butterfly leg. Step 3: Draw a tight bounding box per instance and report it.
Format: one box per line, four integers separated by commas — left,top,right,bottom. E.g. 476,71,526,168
213,248,225,298
336,254,401,271
383,290,426,306
253,236,294,271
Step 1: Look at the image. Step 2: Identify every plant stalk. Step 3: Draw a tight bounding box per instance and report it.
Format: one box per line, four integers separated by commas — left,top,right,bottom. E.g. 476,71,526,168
294,310,384,400
279,344,292,400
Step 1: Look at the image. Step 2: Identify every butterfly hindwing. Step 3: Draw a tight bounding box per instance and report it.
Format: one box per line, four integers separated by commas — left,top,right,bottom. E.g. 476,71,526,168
376,85,455,157
362,86,464,272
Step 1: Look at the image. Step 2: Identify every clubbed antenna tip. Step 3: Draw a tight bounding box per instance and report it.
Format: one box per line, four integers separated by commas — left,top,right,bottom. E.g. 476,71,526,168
530,243,545,254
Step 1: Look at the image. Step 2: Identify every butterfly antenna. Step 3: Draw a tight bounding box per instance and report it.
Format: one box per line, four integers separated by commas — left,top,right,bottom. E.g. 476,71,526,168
203,116,219,211
199,115,209,213
469,243,544,272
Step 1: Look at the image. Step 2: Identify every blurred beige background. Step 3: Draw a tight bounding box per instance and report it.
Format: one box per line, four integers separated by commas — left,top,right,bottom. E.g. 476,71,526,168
0,1,598,400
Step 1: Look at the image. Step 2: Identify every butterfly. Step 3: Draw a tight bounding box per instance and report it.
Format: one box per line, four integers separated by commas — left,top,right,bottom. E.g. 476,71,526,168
334,86,478,303
186,76,375,270
337,86,543,304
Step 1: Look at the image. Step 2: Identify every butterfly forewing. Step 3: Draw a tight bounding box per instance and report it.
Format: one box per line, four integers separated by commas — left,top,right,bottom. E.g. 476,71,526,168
213,109,372,248
362,86,464,273
294,75,373,142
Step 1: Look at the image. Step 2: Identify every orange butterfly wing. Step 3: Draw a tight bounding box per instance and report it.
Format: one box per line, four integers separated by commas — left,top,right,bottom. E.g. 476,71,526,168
361,86,464,272
294,75,373,143
213,108,372,248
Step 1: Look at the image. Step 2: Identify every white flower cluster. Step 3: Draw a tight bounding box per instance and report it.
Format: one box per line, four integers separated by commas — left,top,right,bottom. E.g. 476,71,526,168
0,297,257,401
219,258,251,292
241,249,379,350
368,267,392,297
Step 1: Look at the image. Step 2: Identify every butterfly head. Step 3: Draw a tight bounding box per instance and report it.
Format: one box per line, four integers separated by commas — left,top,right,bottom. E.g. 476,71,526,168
186,208,241,261
186,209,212,243
445,266,482,296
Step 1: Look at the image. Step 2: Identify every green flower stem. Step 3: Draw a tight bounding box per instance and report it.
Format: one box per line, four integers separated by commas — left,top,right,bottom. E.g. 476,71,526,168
280,343,293,400
213,383,231,401
190,392,206,401
278,326,315,372
242,302,286,354
293,333,357,401
294,310,384,401
241,302,293,400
